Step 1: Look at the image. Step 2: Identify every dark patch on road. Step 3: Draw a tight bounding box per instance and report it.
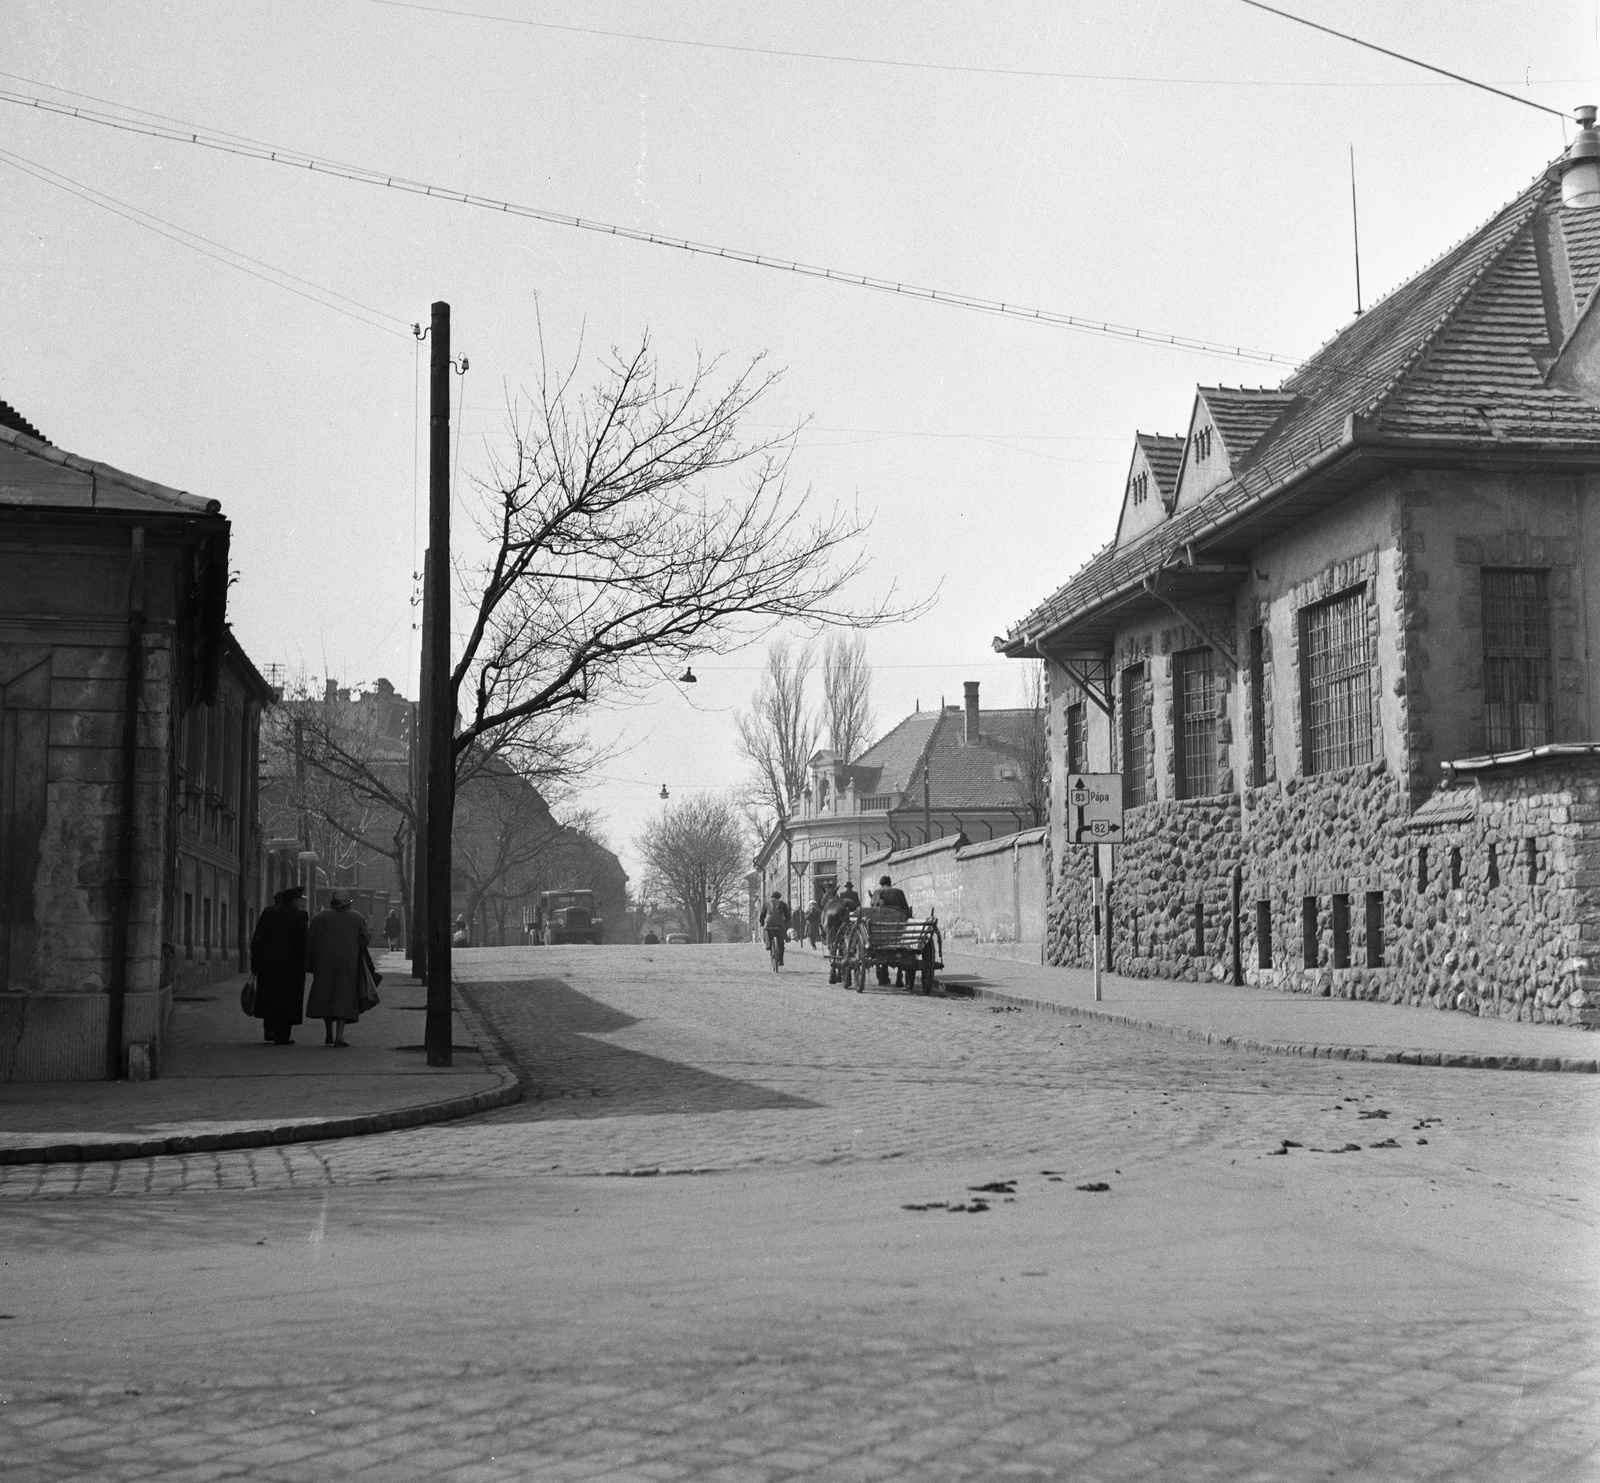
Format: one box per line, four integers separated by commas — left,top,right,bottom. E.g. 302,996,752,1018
460,979,819,1121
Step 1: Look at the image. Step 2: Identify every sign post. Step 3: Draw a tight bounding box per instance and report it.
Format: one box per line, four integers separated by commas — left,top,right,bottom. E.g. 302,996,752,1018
1066,774,1122,1002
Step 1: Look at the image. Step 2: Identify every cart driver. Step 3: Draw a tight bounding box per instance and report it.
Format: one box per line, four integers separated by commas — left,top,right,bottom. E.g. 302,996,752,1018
873,874,913,986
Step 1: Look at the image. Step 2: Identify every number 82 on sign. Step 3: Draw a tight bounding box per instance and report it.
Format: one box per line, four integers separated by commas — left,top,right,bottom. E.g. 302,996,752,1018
1067,774,1123,845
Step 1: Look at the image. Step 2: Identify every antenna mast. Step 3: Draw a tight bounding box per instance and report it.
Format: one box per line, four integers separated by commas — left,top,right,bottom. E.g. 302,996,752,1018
1350,145,1363,316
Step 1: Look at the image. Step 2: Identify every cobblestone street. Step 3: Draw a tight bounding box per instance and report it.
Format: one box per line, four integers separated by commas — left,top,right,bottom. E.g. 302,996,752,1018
4,945,1598,1481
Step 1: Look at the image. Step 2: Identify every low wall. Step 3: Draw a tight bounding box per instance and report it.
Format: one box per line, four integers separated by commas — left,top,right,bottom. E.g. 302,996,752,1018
863,829,1047,958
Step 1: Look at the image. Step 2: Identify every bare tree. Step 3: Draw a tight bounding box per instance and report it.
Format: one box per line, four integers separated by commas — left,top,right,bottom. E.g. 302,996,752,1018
821,633,874,765
636,795,748,943
450,761,568,940
260,687,408,918
1017,659,1049,826
735,637,818,835
448,331,918,776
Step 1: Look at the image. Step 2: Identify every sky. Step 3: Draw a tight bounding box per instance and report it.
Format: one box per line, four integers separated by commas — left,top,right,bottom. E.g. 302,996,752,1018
4,1,1593,883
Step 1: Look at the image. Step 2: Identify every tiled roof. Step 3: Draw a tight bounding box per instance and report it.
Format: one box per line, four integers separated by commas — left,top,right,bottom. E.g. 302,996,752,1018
845,705,1042,812
1002,166,1600,652
0,399,45,442
1135,432,1184,499
1405,789,1478,832
1199,387,1297,464
909,707,1040,811
847,710,942,796
0,425,220,516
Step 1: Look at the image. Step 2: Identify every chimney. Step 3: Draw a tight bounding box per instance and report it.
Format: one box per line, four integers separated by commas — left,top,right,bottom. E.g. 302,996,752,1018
324,678,337,704
964,681,980,744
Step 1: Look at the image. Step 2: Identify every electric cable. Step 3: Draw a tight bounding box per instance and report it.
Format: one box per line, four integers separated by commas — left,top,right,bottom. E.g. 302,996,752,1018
1236,0,1573,121
359,0,1582,98
0,145,411,336
0,85,1296,367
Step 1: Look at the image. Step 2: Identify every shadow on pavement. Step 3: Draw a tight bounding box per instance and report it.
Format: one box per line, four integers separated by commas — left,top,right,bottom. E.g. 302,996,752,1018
460,979,817,1120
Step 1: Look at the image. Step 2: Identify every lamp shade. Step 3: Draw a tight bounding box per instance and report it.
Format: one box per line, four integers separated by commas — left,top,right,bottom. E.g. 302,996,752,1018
1553,106,1600,211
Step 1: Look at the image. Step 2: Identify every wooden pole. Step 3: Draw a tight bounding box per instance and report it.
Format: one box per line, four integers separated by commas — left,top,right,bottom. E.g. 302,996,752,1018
424,302,454,1066
411,566,430,983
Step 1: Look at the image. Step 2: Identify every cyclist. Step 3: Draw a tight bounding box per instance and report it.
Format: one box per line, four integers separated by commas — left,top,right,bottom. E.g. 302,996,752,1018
759,891,791,970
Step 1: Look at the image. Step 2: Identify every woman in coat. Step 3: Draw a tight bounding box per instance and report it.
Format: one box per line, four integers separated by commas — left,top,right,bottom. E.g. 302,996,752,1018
305,889,371,1047
249,886,308,1044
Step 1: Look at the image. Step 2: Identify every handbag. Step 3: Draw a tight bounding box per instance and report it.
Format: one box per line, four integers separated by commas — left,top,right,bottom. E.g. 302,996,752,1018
240,977,257,1016
357,952,382,1014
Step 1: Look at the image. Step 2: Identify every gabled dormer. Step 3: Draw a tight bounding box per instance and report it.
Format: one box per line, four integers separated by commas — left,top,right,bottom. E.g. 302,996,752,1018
1112,432,1185,547
1173,387,1298,510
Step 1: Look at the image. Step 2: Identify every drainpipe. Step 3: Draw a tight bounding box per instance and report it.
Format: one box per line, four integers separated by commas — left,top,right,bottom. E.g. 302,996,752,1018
106,526,145,1079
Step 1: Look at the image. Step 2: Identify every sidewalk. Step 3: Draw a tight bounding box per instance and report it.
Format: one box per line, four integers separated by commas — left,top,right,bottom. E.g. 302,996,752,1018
0,952,519,1164
941,953,1600,1072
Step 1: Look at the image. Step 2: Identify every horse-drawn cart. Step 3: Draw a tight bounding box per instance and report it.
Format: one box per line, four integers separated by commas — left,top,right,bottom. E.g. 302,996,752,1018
831,910,943,994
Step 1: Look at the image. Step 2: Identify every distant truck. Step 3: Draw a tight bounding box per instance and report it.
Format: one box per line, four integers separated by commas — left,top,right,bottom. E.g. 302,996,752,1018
532,890,604,945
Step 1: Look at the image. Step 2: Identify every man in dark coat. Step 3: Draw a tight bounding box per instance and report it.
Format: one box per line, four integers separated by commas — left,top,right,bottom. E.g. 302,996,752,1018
872,874,913,986
249,886,308,1045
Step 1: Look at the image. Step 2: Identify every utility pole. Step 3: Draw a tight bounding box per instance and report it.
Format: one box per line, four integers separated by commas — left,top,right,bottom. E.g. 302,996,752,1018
411,565,430,984
424,301,454,1066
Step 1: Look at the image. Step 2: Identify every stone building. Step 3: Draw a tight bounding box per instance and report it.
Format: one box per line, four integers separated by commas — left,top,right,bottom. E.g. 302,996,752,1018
0,402,271,1079
997,156,1600,1027
753,681,1045,912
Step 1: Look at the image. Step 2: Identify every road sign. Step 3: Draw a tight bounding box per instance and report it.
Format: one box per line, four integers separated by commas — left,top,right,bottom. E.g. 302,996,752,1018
1066,773,1123,845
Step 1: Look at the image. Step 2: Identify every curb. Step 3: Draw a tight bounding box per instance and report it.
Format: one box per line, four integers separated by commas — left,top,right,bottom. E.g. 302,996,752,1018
0,991,522,1167
965,986,1600,1074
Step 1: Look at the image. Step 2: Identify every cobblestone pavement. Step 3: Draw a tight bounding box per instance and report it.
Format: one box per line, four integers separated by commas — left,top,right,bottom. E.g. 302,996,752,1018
3,945,1598,1481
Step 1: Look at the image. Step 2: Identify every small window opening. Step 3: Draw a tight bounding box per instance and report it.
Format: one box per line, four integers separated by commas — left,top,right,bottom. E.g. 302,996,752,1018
1487,843,1499,889
1364,892,1385,968
1331,894,1350,969
1132,911,1141,958
1256,901,1273,969
1526,837,1539,886
1302,897,1319,969
1193,898,1205,956
1105,891,1115,972
1449,847,1462,891
1416,846,1429,894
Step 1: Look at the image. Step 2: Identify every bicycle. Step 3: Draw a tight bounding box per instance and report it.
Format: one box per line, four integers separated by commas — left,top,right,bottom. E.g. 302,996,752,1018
767,930,785,972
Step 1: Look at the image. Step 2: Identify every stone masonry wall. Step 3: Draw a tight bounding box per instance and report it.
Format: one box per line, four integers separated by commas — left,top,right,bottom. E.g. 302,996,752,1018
1047,793,1242,982
1399,759,1600,1027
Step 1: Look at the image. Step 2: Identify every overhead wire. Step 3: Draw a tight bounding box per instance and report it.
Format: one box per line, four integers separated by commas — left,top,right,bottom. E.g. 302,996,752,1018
359,0,1583,97
1235,0,1573,121
0,145,413,337
0,85,1296,367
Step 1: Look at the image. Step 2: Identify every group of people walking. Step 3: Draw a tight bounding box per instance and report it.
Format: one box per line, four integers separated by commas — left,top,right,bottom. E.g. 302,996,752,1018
248,885,380,1047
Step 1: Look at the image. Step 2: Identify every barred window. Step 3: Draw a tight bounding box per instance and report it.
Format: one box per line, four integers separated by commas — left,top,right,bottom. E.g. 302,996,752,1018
1121,664,1148,807
1173,648,1218,798
1300,588,1373,774
1066,701,1086,774
1481,569,1552,752
1248,625,1267,787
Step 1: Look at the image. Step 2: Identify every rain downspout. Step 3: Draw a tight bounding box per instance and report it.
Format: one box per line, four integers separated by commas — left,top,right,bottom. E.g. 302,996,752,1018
106,526,145,1079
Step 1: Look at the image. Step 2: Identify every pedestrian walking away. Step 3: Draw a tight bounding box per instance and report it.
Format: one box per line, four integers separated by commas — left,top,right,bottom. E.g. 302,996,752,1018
305,888,371,1047
805,898,822,948
759,890,791,970
248,885,308,1044
383,907,402,952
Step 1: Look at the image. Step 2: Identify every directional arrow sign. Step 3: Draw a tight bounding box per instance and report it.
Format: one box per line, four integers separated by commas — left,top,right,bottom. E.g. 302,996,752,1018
1067,773,1123,846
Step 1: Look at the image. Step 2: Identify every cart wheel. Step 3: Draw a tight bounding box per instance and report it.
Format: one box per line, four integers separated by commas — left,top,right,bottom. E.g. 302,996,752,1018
854,960,868,993
920,942,936,994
